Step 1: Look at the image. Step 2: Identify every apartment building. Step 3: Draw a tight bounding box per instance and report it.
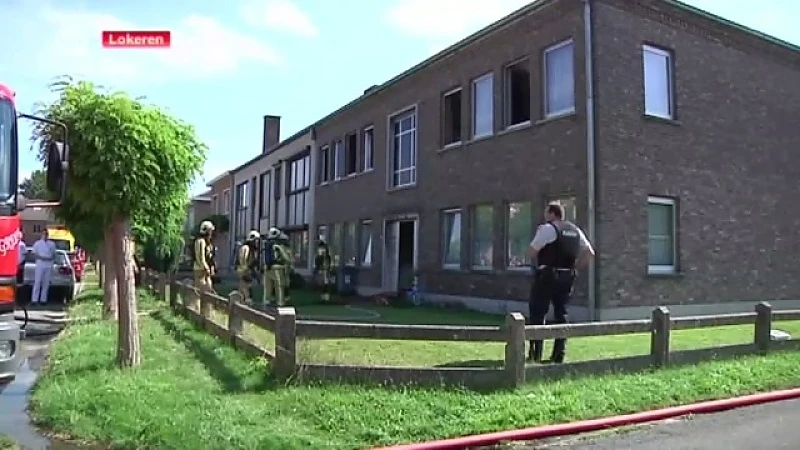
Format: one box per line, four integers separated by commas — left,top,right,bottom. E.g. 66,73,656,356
229,116,317,275
312,0,800,320
206,170,234,271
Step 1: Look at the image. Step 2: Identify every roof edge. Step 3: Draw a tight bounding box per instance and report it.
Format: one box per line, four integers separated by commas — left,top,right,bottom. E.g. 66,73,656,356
230,126,314,175
205,171,231,187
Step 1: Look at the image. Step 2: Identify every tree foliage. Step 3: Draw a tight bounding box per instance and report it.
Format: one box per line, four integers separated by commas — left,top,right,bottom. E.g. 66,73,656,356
19,169,50,200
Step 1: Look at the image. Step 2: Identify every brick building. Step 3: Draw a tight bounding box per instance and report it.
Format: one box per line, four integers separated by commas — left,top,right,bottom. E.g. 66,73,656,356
311,0,800,320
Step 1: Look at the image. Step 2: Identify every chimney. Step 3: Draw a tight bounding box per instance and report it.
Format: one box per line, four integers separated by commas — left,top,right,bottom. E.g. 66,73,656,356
262,115,281,155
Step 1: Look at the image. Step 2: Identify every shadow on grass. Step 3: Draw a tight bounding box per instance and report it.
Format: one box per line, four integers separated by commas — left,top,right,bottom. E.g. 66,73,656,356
149,310,276,393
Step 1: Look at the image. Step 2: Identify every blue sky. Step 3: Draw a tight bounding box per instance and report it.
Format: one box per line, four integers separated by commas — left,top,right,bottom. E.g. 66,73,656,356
1,0,798,195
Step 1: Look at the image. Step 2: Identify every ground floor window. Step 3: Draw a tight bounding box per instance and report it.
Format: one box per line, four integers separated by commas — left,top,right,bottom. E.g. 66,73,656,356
329,223,342,266
441,209,462,269
647,196,677,274
359,220,373,267
287,229,309,269
471,205,494,269
343,222,357,266
506,201,533,268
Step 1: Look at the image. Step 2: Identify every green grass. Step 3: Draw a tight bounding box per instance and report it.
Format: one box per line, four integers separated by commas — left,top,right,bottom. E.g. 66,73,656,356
0,434,17,450
29,289,800,449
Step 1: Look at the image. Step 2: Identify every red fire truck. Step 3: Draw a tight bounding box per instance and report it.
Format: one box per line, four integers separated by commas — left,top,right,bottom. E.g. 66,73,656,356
0,82,68,382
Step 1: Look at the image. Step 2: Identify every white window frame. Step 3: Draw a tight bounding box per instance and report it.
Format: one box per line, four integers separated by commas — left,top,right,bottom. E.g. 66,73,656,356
387,107,418,189
359,220,373,267
647,195,677,274
543,39,576,118
642,44,675,120
503,58,532,129
333,140,344,180
442,208,462,270
362,127,374,172
442,87,463,147
471,73,494,139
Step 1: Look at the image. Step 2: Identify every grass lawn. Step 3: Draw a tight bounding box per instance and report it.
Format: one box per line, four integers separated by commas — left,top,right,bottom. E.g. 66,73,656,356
28,288,800,449
204,283,800,368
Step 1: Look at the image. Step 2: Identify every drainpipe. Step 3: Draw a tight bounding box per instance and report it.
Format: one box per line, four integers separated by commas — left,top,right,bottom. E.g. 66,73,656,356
582,0,598,321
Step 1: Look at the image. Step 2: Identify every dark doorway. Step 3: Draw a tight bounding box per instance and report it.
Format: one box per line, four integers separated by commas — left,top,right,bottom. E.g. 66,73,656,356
397,220,416,291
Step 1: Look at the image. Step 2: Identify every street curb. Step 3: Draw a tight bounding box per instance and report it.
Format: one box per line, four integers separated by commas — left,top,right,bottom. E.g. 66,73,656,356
374,387,800,449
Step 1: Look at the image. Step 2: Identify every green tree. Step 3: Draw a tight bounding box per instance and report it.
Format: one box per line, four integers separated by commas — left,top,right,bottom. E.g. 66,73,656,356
19,169,50,200
30,79,206,367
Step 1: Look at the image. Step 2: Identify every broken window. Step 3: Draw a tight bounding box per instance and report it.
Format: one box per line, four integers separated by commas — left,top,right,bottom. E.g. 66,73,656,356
504,59,531,127
442,88,462,146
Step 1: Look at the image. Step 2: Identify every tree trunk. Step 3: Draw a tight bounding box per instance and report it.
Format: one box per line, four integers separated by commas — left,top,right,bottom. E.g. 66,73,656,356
102,235,118,321
112,217,141,368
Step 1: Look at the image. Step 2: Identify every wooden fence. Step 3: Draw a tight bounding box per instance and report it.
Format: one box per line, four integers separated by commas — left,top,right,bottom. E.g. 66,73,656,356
141,270,800,389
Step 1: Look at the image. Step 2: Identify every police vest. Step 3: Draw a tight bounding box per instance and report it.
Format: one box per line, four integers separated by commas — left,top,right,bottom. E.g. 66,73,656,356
537,221,582,269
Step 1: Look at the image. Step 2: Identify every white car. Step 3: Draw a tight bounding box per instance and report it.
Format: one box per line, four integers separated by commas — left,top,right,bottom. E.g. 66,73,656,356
18,249,76,304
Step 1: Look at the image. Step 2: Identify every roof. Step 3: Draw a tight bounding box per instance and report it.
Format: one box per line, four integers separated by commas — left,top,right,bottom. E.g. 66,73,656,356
301,0,800,132
230,126,314,175
205,171,231,187
20,206,55,222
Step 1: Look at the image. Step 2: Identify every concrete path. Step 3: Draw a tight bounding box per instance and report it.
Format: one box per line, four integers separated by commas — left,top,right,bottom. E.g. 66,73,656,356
504,398,800,449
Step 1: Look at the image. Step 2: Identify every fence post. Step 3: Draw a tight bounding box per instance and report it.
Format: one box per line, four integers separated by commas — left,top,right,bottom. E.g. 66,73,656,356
504,312,526,388
169,280,178,309
228,292,244,344
754,302,772,354
200,291,213,325
275,307,297,382
650,307,671,367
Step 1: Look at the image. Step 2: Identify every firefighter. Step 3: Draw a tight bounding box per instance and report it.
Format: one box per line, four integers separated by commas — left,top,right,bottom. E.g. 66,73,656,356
314,238,333,302
194,220,216,293
236,230,261,302
263,227,292,306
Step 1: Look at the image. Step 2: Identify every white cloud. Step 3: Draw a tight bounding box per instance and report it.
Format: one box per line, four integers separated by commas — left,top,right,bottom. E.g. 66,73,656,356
22,5,284,86
239,0,319,38
385,0,531,40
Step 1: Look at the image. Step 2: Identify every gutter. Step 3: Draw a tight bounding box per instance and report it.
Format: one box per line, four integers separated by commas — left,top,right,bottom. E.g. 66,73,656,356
582,0,598,321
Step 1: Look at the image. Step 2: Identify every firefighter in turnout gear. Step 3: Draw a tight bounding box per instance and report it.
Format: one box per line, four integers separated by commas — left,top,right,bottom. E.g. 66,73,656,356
194,220,216,293
527,203,595,364
314,238,333,302
236,230,261,302
262,227,293,306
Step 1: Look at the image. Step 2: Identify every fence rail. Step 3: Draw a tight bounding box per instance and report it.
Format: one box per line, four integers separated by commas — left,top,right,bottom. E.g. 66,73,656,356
141,270,800,389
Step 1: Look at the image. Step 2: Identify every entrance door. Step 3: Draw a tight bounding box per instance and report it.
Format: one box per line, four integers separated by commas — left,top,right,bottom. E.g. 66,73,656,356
382,220,399,292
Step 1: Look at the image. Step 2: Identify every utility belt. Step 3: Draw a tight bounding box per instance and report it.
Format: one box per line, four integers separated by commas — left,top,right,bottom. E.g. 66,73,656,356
535,265,576,282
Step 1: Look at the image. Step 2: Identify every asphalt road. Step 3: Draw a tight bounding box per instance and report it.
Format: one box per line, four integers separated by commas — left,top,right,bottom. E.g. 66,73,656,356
501,398,800,449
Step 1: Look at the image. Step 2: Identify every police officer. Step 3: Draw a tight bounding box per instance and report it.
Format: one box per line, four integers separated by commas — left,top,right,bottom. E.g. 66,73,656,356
262,228,292,306
194,220,216,293
236,230,261,302
314,239,333,302
527,203,595,363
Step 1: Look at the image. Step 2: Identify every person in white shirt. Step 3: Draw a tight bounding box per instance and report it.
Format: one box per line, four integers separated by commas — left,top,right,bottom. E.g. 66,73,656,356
31,230,57,304
17,235,26,284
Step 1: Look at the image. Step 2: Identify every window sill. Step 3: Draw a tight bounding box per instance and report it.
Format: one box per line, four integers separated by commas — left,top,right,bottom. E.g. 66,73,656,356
442,265,462,272
535,110,577,126
499,121,532,135
387,183,417,193
470,266,495,274
643,114,681,126
646,270,683,279
468,133,494,145
437,141,464,153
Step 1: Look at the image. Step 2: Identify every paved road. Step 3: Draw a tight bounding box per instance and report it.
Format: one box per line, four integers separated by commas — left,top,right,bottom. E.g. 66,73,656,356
502,398,800,449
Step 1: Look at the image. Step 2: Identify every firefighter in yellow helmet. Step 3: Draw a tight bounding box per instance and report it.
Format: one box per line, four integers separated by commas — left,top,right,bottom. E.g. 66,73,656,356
314,238,333,302
236,230,261,302
193,220,216,293
262,227,293,306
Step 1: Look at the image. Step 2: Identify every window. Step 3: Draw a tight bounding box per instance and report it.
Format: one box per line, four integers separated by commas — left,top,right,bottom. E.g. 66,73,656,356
504,59,531,127
389,109,417,188
287,230,309,269
547,196,577,222
359,220,373,266
259,171,271,218
319,145,331,184
33,224,42,233
643,45,674,119
287,154,310,226
317,225,328,246
506,201,533,269
345,133,358,176
472,73,494,138
442,88,462,146
273,166,281,200
343,222,357,266
648,196,677,274
333,140,345,180
222,189,230,214
442,209,462,269
212,195,218,214
471,205,494,269
543,40,575,117
361,127,374,171
250,176,257,227
328,223,342,266
234,181,249,240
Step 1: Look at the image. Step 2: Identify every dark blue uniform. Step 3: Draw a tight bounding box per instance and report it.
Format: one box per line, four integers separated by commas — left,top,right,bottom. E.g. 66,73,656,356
529,220,582,363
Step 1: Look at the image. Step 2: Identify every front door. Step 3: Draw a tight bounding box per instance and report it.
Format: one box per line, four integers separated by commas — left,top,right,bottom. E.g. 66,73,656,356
382,220,399,292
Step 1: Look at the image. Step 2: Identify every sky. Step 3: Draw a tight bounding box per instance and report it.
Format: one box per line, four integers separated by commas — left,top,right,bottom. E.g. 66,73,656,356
1,0,798,195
